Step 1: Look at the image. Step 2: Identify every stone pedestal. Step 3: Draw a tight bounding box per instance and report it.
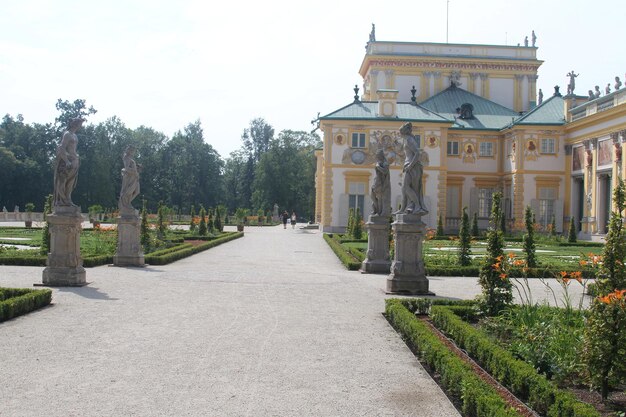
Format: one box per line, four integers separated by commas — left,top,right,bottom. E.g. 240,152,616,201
386,213,433,295
114,213,144,267
41,207,87,287
361,215,391,273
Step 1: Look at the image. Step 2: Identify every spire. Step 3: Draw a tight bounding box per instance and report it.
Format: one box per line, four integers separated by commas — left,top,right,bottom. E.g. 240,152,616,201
410,85,417,103
353,85,360,102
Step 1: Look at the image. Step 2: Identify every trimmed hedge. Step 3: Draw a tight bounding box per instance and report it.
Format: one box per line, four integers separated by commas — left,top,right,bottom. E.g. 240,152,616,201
0,288,52,322
429,305,600,417
145,232,242,265
425,266,596,279
385,299,524,417
322,234,361,270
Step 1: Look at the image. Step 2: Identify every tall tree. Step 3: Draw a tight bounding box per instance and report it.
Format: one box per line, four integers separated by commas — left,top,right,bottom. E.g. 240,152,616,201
241,118,274,163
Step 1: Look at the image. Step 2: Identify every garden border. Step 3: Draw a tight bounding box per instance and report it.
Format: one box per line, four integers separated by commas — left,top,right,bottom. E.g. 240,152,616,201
0,288,52,323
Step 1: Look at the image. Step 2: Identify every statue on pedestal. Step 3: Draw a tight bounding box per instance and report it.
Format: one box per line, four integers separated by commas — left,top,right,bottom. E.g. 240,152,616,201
615,76,622,91
118,146,141,214
531,30,537,47
371,149,391,216
394,122,429,215
566,70,578,95
594,85,601,98
538,88,543,105
606,83,611,95
53,118,83,208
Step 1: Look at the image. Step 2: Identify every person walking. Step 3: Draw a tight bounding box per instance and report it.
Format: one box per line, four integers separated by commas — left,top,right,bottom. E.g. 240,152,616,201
291,211,297,229
282,210,289,229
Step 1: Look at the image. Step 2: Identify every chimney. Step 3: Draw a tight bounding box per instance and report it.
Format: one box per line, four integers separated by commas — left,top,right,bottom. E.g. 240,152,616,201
376,89,399,118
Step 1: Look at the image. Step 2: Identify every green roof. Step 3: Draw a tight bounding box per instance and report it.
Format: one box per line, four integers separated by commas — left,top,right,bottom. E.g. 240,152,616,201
319,101,450,123
418,84,520,129
514,95,566,125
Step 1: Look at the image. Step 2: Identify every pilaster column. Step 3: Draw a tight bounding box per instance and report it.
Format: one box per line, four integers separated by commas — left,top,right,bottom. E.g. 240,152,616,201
564,144,573,226
369,70,379,98
469,73,480,95
514,75,525,112
528,74,539,107
421,72,431,101
480,73,489,98
385,69,395,89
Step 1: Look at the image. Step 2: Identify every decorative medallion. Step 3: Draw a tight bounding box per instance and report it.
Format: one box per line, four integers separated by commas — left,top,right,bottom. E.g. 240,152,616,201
524,139,538,161
462,140,477,163
351,150,366,165
427,136,439,148
335,134,344,145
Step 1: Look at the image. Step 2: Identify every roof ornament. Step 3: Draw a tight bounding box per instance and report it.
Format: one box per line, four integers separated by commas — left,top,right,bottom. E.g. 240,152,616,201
459,103,474,120
365,23,376,49
553,85,562,97
410,85,417,103
538,88,543,105
566,70,578,95
353,85,360,102
450,71,462,87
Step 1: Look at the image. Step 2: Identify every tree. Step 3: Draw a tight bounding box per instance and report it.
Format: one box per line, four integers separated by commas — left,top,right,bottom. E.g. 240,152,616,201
54,99,97,134
241,118,274,163
478,192,512,315
353,207,363,239
567,217,577,243
458,207,472,266
436,214,444,237
189,205,197,233
198,206,208,236
584,179,626,399
549,214,557,238
523,206,537,268
471,212,479,237
40,194,53,255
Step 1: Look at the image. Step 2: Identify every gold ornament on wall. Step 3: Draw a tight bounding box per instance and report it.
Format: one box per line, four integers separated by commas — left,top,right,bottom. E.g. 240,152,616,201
426,136,439,148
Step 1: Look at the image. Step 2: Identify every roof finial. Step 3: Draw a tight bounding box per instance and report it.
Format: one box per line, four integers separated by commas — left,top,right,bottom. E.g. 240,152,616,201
353,85,360,102
553,85,562,97
410,85,417,103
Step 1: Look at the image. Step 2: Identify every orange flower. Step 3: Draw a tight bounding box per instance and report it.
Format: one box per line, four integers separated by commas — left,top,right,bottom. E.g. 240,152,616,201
495,255,503,262
569,271,583,283
492,262,501,270
508,253,516,259
562,278,570,284
559,271,568,278
579,260,588,266
599,295,611,304
499,273,508,280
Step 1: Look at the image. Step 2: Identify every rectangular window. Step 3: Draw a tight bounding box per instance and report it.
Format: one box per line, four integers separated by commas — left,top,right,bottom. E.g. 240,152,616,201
540,138,556,154
348,182,366,216
479,142,493,157
478,188,494,218
447,141,459,156
351,132,366,148
538,187,557,227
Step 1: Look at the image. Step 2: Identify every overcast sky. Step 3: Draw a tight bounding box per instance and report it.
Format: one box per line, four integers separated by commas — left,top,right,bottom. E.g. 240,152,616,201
1,0,624,158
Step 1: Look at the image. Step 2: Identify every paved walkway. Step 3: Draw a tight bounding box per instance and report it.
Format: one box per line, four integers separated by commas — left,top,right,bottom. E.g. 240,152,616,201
0,225,460,417
0,225,590,416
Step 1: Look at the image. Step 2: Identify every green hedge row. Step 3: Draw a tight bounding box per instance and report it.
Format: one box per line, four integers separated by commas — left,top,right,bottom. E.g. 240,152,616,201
425,266,596,279
0,255,46,267
145,232,243,265
0,288,52,322
83,255,114,267
322,234,361,270
146,243,193,257
429,305,600,417
385,299,524,417
183,235,219,241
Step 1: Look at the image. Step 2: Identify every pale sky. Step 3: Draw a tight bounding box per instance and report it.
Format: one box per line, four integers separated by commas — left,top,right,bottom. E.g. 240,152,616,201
1,0,624,158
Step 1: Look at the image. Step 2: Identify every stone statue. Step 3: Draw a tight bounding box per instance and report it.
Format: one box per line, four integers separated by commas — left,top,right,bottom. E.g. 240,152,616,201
118,145,141,213
531,30,537,47
53,118,83,207
594,85,601,98
606,83,611,95
369,23,376,42
566,70,578,95
394,122,428,215
615,76,622,91
588,90,595,100
538,88,543,105
371,149,391,216
524,36,529,47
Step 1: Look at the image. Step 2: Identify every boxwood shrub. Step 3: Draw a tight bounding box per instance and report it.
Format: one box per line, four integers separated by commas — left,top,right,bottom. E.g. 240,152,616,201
322,233,361,270
385,299,524,417
0,288,52,322
145,232,242,265
428,305,600,417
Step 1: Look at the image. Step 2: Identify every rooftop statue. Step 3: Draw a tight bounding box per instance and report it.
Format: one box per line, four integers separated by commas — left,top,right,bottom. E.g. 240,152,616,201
615,76,622,90
531,30,537,47
594,85,601,98
566,70,578,95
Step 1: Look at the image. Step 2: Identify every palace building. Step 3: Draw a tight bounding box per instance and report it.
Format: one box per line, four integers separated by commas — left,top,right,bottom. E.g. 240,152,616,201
314,31,626,239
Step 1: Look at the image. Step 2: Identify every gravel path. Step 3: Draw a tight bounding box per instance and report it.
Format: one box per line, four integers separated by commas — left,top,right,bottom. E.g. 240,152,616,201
0,225,461,417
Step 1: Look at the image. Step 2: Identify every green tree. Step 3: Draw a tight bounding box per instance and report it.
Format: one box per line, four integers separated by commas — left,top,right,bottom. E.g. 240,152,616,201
549,214,557,238
436,214,444,237
584,179,626,399
140,200,151,251
458,207,472,266
567,217,577,243
198,206,208,236
40,194,53,255
347,208,355,237
353,207,363,239
471,211,479,237
207,208,214,233
189,205,197,233
478,192,512,315
523,206,537,268
214,206,223,232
